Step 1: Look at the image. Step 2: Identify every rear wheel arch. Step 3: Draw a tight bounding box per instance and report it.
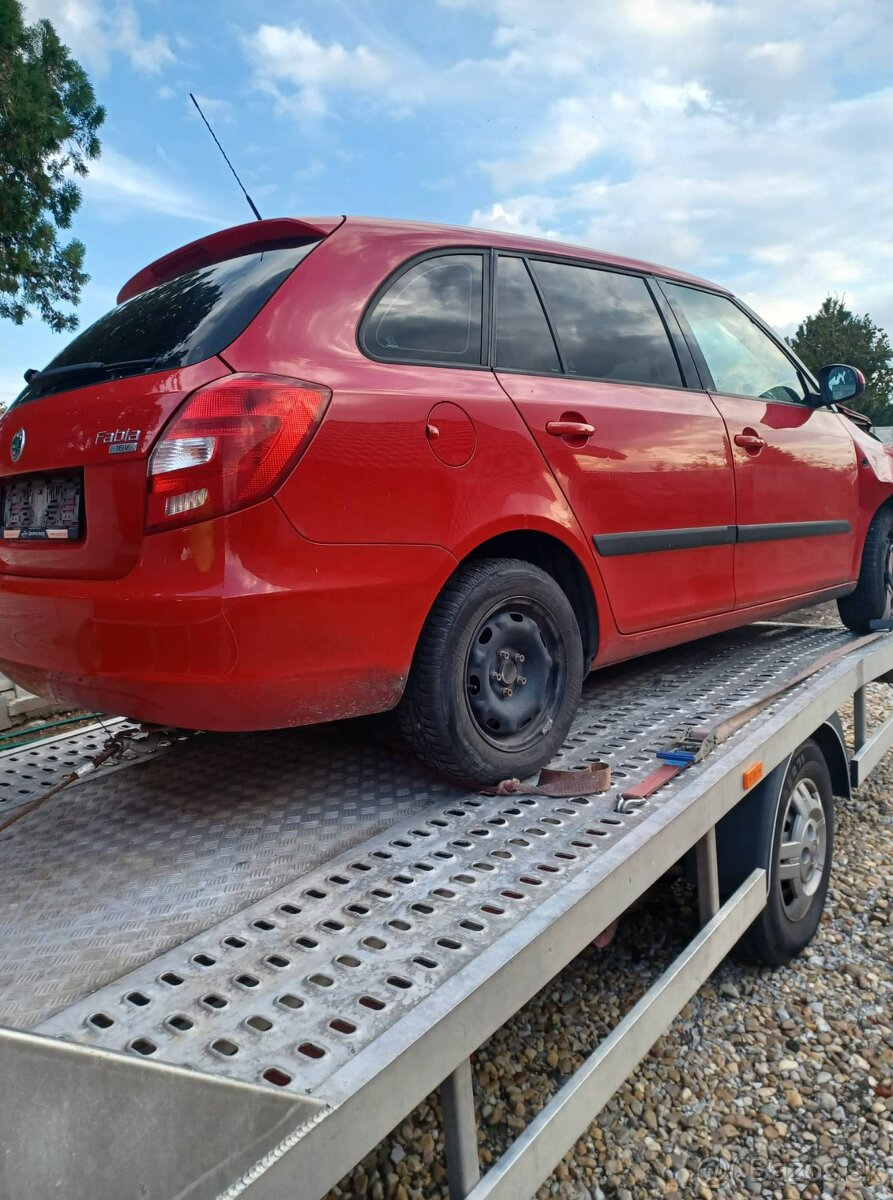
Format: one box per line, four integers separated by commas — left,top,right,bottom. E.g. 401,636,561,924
462,530,599,667
810,715,850,800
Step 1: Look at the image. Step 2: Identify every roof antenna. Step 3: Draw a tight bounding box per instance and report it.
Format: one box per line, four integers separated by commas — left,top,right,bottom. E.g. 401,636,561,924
189,92,262,221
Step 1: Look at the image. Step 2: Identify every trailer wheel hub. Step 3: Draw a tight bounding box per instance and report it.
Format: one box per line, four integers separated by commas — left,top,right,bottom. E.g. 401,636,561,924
778,778,827,922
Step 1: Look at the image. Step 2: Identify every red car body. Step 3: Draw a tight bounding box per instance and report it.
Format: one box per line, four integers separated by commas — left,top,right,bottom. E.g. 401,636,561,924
0,215,890,732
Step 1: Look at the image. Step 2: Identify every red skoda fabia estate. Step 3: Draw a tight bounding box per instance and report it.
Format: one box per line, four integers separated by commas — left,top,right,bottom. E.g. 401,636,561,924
0,216,889,784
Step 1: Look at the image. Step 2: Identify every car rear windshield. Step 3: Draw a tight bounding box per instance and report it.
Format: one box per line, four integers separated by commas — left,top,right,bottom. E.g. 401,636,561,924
15,240,320,403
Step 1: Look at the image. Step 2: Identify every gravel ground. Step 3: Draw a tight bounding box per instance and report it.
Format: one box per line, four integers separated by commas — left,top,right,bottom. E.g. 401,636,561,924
0,708,104,748
323,609,893,1200
776,601,847,629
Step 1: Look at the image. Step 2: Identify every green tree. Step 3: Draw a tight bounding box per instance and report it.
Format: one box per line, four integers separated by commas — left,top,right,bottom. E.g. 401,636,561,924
0,0,104,331
789,295,893,426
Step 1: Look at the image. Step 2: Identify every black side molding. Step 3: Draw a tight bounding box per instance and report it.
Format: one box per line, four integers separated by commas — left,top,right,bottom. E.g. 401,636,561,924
593,526,736,557
593,520,852,558
736,520,852,543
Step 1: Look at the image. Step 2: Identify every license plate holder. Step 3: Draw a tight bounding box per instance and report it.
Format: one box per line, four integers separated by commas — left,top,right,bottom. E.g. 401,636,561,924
2,473,83,541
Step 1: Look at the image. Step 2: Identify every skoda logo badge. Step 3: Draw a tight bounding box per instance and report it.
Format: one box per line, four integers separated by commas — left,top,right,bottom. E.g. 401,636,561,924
10,429,25,463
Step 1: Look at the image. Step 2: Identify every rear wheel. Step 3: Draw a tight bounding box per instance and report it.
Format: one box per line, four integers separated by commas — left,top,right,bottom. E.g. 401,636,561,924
838,505,893,632
716,739,834,965
399,558,584,787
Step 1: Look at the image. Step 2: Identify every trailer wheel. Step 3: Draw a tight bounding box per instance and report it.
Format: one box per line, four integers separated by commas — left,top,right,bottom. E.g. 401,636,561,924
399,557,583,787
716,739,834,965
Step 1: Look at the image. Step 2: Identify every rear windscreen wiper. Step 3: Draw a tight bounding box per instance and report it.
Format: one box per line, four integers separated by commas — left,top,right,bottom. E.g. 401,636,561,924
21,358,159,400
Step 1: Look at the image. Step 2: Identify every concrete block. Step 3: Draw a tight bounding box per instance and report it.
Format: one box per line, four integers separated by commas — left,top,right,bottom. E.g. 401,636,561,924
6,692,66,721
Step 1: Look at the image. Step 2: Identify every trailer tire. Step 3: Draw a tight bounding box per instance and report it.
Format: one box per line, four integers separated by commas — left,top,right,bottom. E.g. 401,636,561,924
716,739,834,965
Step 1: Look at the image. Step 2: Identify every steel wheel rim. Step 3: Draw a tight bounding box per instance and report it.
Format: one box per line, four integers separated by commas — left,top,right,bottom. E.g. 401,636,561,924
463,595,566,753
777,778,827,922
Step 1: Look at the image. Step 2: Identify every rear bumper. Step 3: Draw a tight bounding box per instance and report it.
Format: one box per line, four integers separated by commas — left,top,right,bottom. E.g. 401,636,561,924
0,501,453,730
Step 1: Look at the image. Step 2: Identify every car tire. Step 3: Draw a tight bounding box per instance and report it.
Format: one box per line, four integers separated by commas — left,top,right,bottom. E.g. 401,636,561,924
838,504,893,632
715,739,834,965
399,557,584,787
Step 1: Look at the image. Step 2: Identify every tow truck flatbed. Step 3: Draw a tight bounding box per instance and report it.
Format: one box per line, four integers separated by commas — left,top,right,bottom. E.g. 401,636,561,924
2,622,892,1200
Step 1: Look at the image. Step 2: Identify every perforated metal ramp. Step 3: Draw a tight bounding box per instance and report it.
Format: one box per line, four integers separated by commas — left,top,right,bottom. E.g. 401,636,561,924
0,726,458,1026
0,716,134,815
0,623,851,1043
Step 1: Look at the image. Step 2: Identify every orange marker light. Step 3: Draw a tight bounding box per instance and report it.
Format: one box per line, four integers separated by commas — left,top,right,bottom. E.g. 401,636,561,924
742,762,764,790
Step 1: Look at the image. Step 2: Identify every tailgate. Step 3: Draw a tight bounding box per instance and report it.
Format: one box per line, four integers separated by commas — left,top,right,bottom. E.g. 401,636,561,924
0,359,229,580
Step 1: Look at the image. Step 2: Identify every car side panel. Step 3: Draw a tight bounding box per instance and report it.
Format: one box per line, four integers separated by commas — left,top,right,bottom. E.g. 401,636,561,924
273,365,576,544
498,374,736,633
710,396,859,604
222,222,887,683
848,422,893,563
226,222,623,656
594,582,855,669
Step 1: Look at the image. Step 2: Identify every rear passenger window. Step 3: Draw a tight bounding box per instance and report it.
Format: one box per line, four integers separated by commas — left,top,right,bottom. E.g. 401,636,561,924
530,261,682,387
362,254,484,365
495,256,560,375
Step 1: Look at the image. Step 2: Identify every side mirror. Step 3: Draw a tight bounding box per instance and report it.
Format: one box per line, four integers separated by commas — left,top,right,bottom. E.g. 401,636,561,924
818,363,865,406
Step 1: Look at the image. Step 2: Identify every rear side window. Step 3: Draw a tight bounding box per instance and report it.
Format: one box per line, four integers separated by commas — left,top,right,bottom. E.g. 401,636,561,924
530,260,682,387
663,284,807,403
362,254,484,365
38,242,319,384
494,256,560,375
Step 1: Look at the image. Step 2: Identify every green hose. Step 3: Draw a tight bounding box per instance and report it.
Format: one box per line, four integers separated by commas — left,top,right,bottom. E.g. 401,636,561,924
0,712,105,749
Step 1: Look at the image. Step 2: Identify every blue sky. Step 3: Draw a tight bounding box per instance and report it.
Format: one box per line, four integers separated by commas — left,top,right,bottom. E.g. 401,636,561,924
3,0,892,405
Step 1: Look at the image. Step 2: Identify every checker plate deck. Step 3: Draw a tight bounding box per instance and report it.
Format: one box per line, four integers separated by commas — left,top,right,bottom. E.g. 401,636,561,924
0,624,854,1090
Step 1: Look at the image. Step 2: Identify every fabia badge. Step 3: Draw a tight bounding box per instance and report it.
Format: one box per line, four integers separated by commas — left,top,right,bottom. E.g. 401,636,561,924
95,428,141,454
10,429,25,463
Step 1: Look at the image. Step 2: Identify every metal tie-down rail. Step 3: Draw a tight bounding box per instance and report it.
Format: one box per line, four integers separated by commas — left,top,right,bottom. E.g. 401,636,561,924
1,623,892,1200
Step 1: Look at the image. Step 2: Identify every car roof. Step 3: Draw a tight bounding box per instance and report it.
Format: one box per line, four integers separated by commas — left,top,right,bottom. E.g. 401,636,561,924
337,214,725,292
118,213,726,304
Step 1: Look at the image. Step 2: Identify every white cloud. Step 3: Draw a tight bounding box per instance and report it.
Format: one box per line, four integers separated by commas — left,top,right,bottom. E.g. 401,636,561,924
242,24,394,116
747,40,804,71
455,0,893,335
487,98,603,189
23,0,885,344
22,0,175,75
233,2,893,335
238,20,521,119
623,0,717,38
186,93,235,124
470,198,562,240
113,3,174,73
293,159,326,183
81,147,228,226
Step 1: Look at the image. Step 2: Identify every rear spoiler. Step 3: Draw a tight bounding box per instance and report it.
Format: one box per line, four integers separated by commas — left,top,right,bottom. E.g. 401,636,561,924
117,216,345,304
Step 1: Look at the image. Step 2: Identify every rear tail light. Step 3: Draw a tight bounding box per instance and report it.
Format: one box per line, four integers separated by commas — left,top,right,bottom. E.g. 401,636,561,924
147,374,330,530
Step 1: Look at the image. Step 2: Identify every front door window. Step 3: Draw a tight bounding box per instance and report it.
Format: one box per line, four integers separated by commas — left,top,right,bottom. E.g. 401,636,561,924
663,284,806,404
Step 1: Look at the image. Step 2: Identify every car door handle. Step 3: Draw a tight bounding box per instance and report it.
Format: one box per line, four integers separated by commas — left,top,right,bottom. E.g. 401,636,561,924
546,420,596,439
734,431,766,452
